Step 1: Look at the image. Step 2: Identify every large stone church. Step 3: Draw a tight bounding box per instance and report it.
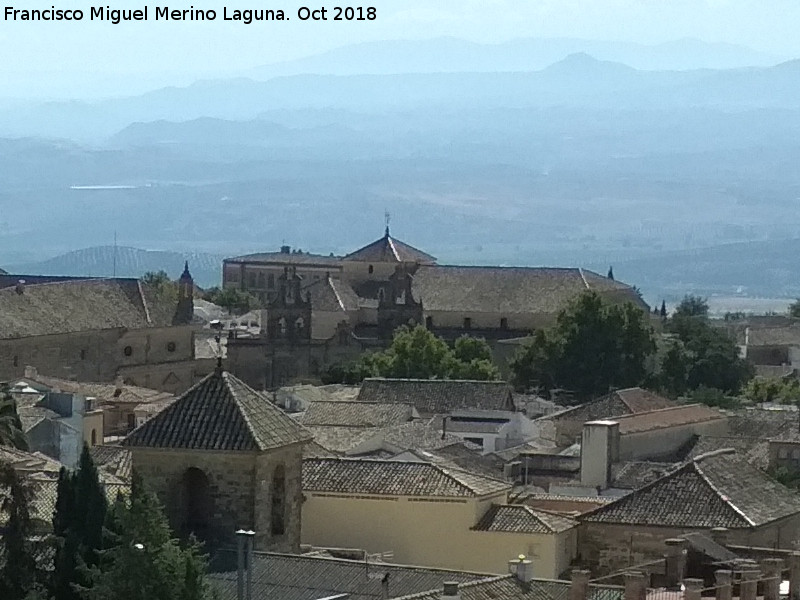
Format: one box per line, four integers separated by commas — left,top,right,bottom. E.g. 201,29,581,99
223,229,648,389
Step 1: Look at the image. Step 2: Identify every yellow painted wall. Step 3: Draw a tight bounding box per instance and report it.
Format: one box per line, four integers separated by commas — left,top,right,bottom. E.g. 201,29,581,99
301,492,572,578
83,410,104,446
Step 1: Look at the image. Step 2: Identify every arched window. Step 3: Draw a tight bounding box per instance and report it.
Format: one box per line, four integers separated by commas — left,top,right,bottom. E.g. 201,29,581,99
91,429,97,446
181,468,213,541
295,317,304,335
278,317,287,337
271,465,286,536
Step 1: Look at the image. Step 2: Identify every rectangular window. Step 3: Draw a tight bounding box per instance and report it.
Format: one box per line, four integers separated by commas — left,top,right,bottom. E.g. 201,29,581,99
463,317,472,330
500,317,508,330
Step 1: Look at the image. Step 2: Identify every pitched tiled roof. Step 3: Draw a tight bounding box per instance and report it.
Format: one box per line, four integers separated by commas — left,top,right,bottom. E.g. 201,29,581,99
302,401,414,428
224,251,342,266
380,419,470,452
123,370,312,451
207,550,487,600
610,461,679,490
303,457,510,498
611,404,726,434
305,425,383,454
726,407,798,439
90,445,133,481
582,450,800,528
473,504,577,534
24,373,175,406
687,436,770,471
357,379,515,414
394,575,624,600
344,232,436,264
301,277,360,312
0,278,178,339
546,388,677,424
411,266,643,315
410,443,503,479
747,326,800,347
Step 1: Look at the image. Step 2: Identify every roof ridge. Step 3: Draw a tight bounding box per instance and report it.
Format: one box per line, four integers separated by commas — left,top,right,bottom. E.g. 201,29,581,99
222,372,264,451
136,279,153,325
613,403,717,418
328,278,346,311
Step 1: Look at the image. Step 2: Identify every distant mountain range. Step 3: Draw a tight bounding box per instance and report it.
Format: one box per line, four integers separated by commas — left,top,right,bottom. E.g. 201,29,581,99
3,246,224,289
247,36,782,79
3,53,800,141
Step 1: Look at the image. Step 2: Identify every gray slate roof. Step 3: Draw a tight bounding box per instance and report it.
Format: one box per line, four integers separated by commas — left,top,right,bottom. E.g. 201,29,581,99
0,278,179,339
123,370,312,451
303,457,510,498
302,401,414,428
394,575,624,600
582,450,800,528
472,504,577,534
207,551,487,600
357,378,515,415
411,265,643,315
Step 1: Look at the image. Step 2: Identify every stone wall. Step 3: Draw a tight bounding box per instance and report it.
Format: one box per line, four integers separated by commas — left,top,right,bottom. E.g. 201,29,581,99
130,444,304,551
580,517,800,575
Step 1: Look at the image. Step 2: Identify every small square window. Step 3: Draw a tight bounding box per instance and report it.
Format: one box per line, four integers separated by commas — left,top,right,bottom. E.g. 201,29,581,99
167,342,176,352
123,346,133,357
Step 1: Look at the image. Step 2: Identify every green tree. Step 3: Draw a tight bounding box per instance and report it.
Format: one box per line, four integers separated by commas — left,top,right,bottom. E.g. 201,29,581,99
662,310,753,396
322,326,500,383
51,446,107,600
743,377,800,405
141,271,178,305
203,287,259,315
0,387,28,450
510,292,656,400
674,294,709,318
789,299,800,319
87,473,211,600
0,463,38,600
688,385,740,409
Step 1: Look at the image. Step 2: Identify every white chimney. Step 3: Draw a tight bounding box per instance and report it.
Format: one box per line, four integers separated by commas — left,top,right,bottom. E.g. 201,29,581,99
580,420,620,490
24,365,38,379
442,581,461,600
508,555,534,583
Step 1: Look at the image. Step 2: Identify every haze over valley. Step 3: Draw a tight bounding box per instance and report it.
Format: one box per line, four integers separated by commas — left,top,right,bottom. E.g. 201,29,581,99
2,35,800,307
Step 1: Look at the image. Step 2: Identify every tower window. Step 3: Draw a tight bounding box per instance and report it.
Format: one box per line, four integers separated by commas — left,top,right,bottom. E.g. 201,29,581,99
368,265,374,274
463,317,472,330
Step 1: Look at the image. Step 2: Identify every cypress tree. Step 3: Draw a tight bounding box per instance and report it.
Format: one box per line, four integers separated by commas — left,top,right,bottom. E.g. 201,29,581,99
0,463,37,600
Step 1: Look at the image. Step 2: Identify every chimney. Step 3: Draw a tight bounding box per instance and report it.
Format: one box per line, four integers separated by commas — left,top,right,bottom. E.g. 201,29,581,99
508,555,534,583
23,365,38,379
442,582,461,600
15,279,25,294
280,245,291,254
381,573,390,600
235,529,256,600
580,420,620,490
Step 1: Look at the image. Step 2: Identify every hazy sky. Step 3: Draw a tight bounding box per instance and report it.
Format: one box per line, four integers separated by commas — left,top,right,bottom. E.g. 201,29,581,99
2,0,799,98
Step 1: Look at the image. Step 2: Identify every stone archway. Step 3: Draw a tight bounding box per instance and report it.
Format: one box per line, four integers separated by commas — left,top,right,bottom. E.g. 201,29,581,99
179,467,213,541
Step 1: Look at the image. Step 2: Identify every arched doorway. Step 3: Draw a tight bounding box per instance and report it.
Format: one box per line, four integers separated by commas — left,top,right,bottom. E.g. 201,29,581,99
180,467,213,541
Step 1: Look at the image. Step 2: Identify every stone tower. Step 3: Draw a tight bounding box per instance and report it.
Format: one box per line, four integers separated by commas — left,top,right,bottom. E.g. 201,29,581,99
172,261,194,325
123,368,312,550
